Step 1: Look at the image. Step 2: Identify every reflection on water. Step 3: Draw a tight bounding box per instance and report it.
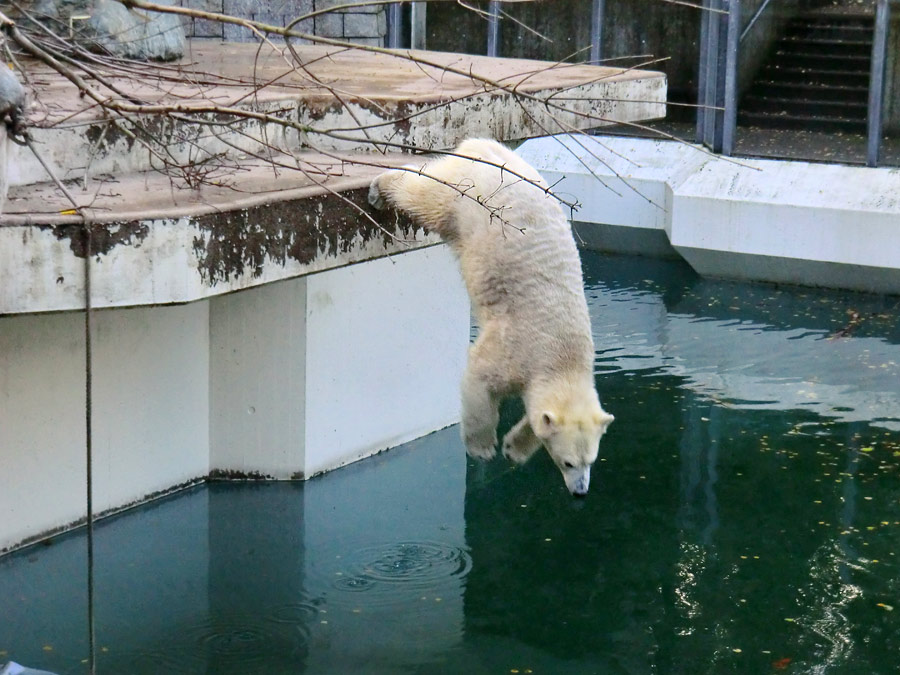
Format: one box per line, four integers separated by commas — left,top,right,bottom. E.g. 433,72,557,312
2,252,900,674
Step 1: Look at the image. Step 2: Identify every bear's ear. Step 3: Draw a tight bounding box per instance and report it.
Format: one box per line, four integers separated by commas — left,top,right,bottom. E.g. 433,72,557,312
594,411,615,428
536,410,559,437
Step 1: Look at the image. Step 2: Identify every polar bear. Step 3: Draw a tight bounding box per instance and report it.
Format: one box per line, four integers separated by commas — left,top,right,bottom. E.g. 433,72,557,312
368,138,614,496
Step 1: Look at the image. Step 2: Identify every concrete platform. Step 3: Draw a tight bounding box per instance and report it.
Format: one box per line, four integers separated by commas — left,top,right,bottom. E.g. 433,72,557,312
8,41,667,187
518,134,900,296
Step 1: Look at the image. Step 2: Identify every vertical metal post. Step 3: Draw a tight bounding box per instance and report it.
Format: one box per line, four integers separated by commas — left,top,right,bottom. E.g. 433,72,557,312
712,6,729,152
590,0,605,63
722,0,741,155
387,2,403,49
702,0,723,149
410,2,427,50
487,0,500,57
867,0,889,167
696,0,712,142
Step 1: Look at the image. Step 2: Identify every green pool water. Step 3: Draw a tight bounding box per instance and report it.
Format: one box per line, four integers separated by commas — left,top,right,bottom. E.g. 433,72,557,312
3,251,900,674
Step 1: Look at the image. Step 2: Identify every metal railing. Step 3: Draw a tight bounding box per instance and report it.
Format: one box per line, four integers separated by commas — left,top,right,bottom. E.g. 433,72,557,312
387,1,427,50
867,0,890,167
740,0,774,42
388,0,604,64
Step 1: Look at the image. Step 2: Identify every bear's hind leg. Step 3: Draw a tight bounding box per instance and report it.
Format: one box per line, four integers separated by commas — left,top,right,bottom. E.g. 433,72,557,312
502,416,542,464
460,365,500,460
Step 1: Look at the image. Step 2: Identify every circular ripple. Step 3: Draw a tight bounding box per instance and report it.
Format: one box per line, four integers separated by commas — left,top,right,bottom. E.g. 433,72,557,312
268,600,322,625
200,624,269,655
333,574,379,592
339,540,472,589
125,614,305,673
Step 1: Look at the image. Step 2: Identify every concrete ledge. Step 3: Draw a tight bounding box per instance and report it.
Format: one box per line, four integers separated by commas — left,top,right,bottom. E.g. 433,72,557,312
1,154,437,315
671,156,900,294
518,135,900,295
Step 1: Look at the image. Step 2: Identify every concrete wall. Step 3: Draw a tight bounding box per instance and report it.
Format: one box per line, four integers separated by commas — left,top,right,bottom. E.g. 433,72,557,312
209,277,308,478
209,244,469,479
0,244,470,553
302,247,469,476
737,0,799,97
181,0,388,46
426,0,699,111
0,302,210,552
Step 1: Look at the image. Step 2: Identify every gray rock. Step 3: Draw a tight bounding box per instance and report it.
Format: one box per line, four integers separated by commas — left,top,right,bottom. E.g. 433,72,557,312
0,64,26,135
15,0,187,61
84,0,185,61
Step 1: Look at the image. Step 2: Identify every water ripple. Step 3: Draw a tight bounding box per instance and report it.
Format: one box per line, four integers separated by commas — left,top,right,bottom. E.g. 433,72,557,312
124,614,305,673
331,541,472,597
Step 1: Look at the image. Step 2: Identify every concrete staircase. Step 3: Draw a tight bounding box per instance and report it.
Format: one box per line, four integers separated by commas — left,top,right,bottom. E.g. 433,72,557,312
739,10,873,133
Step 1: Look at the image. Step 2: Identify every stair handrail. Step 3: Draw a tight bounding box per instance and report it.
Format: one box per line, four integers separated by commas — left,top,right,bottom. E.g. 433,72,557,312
740,0,774,42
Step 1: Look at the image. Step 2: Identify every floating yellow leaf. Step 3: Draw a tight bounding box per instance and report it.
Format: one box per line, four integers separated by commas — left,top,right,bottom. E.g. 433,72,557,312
861,447,874,453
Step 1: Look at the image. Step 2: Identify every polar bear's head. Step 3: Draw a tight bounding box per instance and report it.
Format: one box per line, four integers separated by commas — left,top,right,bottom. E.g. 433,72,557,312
533,404,614,497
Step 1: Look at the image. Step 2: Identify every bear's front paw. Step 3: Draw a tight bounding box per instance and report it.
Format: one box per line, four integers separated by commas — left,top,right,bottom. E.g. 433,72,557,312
501,428,541,464
465,443,497,461
501,439,528,464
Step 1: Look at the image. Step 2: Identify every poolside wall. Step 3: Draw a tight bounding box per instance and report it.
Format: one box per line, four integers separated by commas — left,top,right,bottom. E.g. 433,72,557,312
0,244,469,553
517,134,900,296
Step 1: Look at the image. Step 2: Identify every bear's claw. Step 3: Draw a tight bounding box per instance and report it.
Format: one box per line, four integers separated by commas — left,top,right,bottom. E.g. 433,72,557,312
502,442,527,464
466,444,496,461
368,179,386,210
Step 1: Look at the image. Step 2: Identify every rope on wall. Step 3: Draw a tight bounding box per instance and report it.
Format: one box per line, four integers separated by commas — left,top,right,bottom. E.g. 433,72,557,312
83,223,96,675
23,134,97,675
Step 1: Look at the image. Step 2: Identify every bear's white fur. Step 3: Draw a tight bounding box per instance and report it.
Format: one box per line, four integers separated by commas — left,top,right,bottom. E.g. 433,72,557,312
369,138,614,495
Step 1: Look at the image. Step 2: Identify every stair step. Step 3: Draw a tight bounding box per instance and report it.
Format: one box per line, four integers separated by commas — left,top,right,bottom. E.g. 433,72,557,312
779,37,873,57
786,19,875,35
742,96,866,119
787,20,875,35
749,82,869,104
799,10,874,21
774,51,870,70
736,8,875,135
738,111,867,133
787,11,875,42
759,66,870,87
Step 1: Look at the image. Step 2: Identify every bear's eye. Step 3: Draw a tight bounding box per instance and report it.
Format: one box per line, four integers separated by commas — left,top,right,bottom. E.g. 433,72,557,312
563,461,575,469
